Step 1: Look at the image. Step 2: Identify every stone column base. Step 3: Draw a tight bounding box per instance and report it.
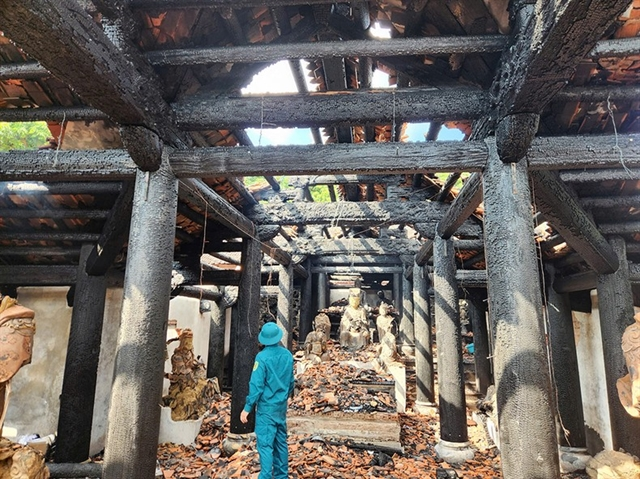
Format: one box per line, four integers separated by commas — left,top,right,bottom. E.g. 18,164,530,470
222,433,254,456
559,446,590,473
413,400,437,415
435,439,475,464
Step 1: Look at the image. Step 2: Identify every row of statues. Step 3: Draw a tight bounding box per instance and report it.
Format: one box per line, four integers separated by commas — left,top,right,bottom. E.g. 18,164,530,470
304,288,399,365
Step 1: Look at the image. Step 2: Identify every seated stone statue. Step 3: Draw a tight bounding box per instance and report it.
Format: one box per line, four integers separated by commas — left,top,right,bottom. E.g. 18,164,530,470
376,302,395,344
313,313,332,342
304,323,328,364
374,329,402,373
617,312,640,417
164,328,218,421
339,288,370,351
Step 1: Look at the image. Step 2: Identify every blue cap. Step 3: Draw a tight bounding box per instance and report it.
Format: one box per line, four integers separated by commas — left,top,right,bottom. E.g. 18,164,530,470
258,322,283,346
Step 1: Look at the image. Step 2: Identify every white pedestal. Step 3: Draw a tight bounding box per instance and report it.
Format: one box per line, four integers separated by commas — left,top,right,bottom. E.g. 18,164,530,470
158,406,203,445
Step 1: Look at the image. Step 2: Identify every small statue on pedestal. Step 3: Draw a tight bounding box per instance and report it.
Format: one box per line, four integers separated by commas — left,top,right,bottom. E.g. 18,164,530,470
339,288,370,351
376,302,395,344
617,312,640,417
304,322,328,364
164,328,218,421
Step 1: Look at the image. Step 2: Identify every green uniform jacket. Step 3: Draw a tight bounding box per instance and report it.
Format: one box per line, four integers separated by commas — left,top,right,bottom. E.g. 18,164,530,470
243,343,294,413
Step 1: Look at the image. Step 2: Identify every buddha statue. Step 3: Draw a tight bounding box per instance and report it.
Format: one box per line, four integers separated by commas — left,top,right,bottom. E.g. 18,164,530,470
339,288,370,351
304,322,328,364
376,302,395,344
313,313,332,342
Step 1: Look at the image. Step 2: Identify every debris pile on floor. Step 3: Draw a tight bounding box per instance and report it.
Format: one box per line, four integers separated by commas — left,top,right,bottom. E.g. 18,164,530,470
290,345,396,414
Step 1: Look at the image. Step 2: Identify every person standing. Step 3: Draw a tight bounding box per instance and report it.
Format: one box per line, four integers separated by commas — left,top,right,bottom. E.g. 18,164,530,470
240,322,294,479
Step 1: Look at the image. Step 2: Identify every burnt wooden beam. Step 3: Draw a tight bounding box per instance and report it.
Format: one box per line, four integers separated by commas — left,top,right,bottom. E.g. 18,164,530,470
47,462,102,478
0,150,136,181
437,172,483,239
0,181,122,195
560,169,640,183
179,179,256,239
174,88,487,130
85,181,135,276
0,209,110,220
207,252,242,265
130,0,336,7
3,33,634,82
491,0,631,118
553,85,640,104
260,239,308,279
455,269,487,288
434,172,461,202
531,170,619,274
0,232,101,242
170,142,487,177
312,254,401,265
581,195,640,209
2,133,639,181
310,265,404,274
415,239,434,267
0,107,106,123
308,175,401,185
147,35,507,66
599,221,640,235
0,265,77,285
0,246,81,258
553,271,598,294
291,238,423,255
0,0,188,161
173,285,223,302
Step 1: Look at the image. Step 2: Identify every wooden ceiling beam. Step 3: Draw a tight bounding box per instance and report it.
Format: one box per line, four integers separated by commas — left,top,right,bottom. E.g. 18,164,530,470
0,265,77,286
0,182,123,196
437,172,483,239
1,134,639,180
531,170,619,274
560,168,640,183
0,209,110,220
173,87,488,130
246,200,449,226
147,35,507,67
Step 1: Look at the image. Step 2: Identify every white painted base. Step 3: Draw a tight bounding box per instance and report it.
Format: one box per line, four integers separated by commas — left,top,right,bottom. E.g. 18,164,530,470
158,406,203,446
435,439,475,464
413,400,437,416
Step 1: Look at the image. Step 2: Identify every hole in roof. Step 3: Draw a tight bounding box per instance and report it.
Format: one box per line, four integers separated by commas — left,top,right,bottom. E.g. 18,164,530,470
404,123,465,142
241,60,315,146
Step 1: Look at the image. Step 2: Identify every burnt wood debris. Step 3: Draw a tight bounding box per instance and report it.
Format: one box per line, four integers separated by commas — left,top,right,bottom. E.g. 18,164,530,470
1,0,640,478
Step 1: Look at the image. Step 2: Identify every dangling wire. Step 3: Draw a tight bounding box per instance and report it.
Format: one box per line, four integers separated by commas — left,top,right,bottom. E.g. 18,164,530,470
606,93,633,178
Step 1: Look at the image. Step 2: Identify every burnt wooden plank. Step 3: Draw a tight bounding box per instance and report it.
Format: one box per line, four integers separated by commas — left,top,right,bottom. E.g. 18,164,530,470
291,238,423,255
415,239,434,267
0,209,110,219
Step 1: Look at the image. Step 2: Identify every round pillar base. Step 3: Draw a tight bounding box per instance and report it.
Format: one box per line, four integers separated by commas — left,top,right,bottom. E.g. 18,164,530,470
559,446,590,473
413,400,437,416
435,439,475,464
222,433,253,456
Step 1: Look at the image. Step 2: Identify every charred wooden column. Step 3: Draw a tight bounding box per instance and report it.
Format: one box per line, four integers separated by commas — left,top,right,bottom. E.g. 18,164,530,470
393,272,402,311
596,237,640,457
299,258,314,343
413,261,435,407
545,267,586,449
465,293,492,396
433,236,473,462
103,157,178,479
317,271,328,310
400,265,415,355
483,139,560,478
208,287,235,383
56,244,107,463
277,262,294,349
229,237,262,435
